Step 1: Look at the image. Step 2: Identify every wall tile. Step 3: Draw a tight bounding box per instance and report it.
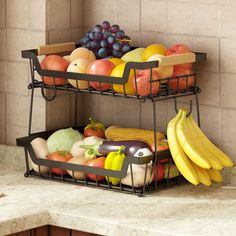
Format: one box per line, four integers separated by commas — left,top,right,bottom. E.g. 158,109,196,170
71,28,84,43
6,62,28,95
220,108,236,162
0,61,5,92
6,125,28,145
84,0,115,27
141,101,167,133
29,31,46,49
0,125,5,144
48,0,70,30
220,38,236,73
197,71,220,106
0,92,5,126
0,29,6,60
6,0,29,29
7,29,29,61
166,34,193,48
116,0,140,31
71,0,84,28
219,0,234,4
82,94,116,126
71,93,84,126
219,0,228,4
31,96,46,130
30,0,46,30
200,105,220,145
221,73,236,109
168,0,195,2
46,95,71,130
220,4,236,38
124,31,141,47
141,32,166,47
0,0,5,28
48,30,72,44
193,3,219,37
193,37,219,73
141,0,166,32
115,98,140,127
6,94,29,127
167,2,193,34
199,0,219,3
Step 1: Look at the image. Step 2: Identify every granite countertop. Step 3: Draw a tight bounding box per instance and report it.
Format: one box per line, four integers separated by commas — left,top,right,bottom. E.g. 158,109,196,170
1,145,236,236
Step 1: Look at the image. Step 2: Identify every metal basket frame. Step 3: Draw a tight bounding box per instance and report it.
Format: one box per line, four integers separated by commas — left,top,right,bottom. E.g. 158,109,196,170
16,44,207,196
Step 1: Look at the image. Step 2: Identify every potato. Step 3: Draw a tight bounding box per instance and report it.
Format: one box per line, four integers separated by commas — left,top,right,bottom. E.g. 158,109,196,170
66,156,87,180
30,138,49,173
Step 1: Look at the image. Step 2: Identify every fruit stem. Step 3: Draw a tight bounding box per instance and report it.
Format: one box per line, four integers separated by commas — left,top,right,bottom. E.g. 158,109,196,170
116,145,125,155
89,117,96,130
79,144,95,150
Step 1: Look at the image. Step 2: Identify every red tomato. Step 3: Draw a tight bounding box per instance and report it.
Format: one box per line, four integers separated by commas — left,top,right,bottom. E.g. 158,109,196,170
132,69,160,96
169,68,194,90
87,60,115,91
47,151,73,175
41,55,69,85
151,140,169,163
150,139,169,152
83,128,105,138
86,157,106,181
152,164,165,182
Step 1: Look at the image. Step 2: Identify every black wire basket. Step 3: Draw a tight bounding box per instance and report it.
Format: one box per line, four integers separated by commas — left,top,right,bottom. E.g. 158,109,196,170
16,42,207,196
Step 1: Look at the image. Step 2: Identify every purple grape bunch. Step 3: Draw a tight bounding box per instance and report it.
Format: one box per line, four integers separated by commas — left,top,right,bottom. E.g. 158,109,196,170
80,21,131,59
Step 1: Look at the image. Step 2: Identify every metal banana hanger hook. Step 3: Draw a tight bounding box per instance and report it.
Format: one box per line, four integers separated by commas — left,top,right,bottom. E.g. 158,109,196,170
174,97,192,117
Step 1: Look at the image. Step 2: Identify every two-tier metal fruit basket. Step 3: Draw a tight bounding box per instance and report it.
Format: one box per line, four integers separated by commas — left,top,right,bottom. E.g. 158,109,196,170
16,42,206,196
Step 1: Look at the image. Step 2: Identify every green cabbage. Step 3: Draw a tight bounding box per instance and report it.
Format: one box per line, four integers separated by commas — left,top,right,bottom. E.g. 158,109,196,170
47,128,83,153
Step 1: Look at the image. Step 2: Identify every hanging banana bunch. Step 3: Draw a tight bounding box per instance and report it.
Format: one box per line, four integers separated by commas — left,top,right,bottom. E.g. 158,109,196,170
167,108,234,187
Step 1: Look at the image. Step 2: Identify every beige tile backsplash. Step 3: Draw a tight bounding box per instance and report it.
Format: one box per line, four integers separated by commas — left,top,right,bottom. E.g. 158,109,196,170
167,2,193,34
6,0,29,29
0,0,236,165
29,0,46,30
0,61,5,92
0,0,5,28
141,0,166,32
117,0,140,31
48,0,70,30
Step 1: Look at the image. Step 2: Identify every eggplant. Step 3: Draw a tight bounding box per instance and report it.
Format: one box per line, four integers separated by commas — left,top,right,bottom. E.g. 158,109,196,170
80,140,152,158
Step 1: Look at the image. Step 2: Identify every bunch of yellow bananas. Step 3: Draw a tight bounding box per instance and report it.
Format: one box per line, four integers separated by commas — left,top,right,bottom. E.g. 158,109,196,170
167,109,234,186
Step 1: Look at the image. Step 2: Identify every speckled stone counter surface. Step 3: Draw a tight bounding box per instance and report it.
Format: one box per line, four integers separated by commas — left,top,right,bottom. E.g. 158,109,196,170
1,145,236,236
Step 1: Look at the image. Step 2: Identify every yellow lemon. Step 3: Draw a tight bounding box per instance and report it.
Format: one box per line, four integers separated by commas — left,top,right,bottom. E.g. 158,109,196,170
121,48,145,62
111,63,136,95
109,58,124,66
142,44,167,62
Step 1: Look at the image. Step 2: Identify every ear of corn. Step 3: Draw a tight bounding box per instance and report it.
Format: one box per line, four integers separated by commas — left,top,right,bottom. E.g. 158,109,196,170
105,126,165,146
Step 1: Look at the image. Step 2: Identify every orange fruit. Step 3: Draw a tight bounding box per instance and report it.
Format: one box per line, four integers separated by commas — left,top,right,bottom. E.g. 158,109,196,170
109,57,124,66
111,63,136,95
142,44,167,62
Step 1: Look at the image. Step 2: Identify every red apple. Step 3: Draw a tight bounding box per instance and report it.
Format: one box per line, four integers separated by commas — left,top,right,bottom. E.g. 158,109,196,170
86,157,106,181
169,67,194,90
166,44,193,70
87,60,115,91
152,164,165,182
132,69,160,96
41,55,69,85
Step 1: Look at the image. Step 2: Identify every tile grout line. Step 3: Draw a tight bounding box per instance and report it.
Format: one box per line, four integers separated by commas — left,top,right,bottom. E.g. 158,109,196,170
4,0,6,144
218,3,221,147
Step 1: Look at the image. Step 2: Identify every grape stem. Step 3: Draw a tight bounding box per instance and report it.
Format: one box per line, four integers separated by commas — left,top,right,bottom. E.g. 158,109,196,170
117,39,133,43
